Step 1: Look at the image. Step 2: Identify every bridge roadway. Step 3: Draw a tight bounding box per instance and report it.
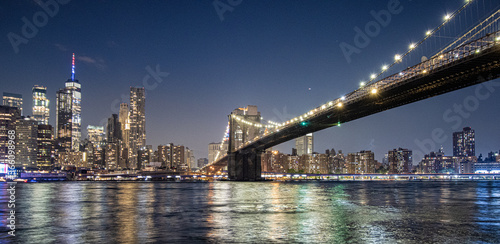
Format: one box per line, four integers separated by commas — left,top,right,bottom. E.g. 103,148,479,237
203,32,500,178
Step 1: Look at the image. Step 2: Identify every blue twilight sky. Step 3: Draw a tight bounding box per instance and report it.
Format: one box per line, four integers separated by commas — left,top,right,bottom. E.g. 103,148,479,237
1,0,499,163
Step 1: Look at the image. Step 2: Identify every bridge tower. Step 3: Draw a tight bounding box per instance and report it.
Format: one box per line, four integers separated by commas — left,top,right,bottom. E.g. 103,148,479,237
227,105,263,181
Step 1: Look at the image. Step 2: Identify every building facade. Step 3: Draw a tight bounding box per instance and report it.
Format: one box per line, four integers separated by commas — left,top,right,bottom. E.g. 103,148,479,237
2,92,23,116
295,133,313,156
32,85,50,125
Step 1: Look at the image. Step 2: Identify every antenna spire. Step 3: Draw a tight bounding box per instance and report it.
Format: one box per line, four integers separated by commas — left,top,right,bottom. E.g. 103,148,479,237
71,53,75,81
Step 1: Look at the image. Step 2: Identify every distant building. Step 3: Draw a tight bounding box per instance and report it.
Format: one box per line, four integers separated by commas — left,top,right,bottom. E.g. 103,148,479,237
119,103,130,148
15,117,38,168
87,125,105,168
129,87,146,167
197,158,208,168
0,106,20,165
388,148,412,174
56,53,82,152
36,124,53,170
346,150,376,174
157,144,185,170
2,92,23,116
453,127,475,157
32,85,50,125
107,114,121,143
295,133,313,156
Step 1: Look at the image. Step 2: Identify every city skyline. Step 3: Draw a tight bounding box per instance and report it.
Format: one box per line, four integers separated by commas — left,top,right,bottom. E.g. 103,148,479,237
1,1,500,163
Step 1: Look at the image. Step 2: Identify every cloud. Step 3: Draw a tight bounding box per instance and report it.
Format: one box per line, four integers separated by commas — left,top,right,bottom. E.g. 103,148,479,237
54,43,68,52
77,55,106,70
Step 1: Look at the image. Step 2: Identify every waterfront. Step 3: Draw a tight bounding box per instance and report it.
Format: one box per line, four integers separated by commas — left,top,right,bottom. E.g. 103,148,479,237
1,181,499,243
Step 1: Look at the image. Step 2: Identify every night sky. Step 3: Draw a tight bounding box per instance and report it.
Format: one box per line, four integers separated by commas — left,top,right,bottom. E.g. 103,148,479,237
1,0,499,163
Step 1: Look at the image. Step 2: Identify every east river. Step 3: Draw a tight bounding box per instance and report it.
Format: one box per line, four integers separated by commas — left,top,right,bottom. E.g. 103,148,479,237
0,181,499,243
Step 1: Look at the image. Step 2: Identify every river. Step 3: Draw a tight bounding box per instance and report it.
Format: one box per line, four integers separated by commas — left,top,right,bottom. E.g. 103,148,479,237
0,181,499,243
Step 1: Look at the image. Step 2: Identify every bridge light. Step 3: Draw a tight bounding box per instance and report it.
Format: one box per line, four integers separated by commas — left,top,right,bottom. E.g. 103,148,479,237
409,43,416,49
382,65,388,71
337,103,343,108
341,96,346,101
300,121,308,127
370,74,376,79
394,54,401,61
426,30,432,36
496,36,500,41
328,101,333,106
371,88,377,94
444,14,451,20
422,70,427,74
360,81,366,87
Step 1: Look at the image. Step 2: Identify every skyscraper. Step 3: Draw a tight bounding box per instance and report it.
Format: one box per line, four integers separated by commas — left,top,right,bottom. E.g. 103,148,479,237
32,85,50,125
119,103,130,147
295,133,313,156
15,117,38,168
2,92,23,116
453,127,475,157
56,53,81,152
0,106,20,165
130,87,146,164
107,114,121,143
37,124,53,169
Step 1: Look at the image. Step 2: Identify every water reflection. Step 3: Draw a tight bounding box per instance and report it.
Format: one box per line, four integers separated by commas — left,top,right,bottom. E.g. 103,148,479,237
0,181,499,243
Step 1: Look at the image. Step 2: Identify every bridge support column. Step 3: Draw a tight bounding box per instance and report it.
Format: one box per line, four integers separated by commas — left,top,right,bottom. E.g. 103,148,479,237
228,150,262,181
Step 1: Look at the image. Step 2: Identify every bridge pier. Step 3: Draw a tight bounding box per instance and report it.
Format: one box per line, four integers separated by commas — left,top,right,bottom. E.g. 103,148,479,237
228,150,262,181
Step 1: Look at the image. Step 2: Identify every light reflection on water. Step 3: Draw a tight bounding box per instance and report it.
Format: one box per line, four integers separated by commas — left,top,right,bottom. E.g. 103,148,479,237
0,181,499,243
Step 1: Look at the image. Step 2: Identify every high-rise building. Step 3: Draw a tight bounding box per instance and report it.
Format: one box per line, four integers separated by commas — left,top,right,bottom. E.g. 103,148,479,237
87,125,105,168
32,85,50,125
119,103,130,147
130,87,146,166
157,144,185,170
453,127,475,157
2,92,23,116
87,125,105,146
295,133,313,156
37,124,53,169
0,106,21,165
388,148,412,174
15,117,38,168
107,114,121,143
56,53,81,152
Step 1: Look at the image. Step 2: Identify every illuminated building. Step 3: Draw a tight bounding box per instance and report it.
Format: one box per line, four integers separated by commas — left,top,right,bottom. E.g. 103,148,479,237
346,150,375,174
0,106,20,165
119,103,130,148
15,117,38,168
388,148,412,173
453,127,475,157
157,144,185,170
87,125,105,168
32,85,50,125
129,87,146,167
56,53,81,152
295,133,313,156
37,124,53,170
2,92,23,116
